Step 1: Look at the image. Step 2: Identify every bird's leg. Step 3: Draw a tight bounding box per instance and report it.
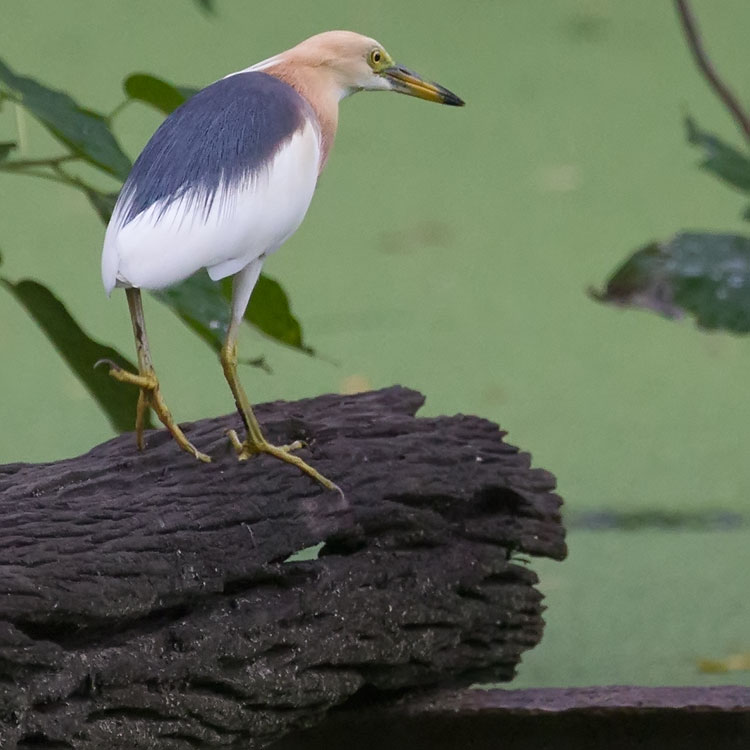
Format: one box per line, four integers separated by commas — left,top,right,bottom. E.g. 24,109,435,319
104,287,210,462
220,270,339,492
220,325,339,492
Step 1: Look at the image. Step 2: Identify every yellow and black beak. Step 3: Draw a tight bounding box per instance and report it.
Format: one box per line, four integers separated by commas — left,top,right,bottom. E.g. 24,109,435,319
383,65,464,106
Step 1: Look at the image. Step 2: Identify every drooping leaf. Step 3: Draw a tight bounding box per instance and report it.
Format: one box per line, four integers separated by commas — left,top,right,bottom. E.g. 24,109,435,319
153,270,311,360
0,57,131,179
592,232,750,333
124,74,188,116
153,272,232,353
245,274,313,353
0,141,15,162
685,116,750,194
151,273,266,369
0,277,147,433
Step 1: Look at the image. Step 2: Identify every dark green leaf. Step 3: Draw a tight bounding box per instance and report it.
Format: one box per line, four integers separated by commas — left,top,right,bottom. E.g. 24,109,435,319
152,273,266,369
592,232,750,333
0,141,15,162
124,74,188,116
0,277,147,432
245,274,313,354
0,57,131,179
152,270,311,360
685,116,750,194
83,188,118,225
152,272,231,353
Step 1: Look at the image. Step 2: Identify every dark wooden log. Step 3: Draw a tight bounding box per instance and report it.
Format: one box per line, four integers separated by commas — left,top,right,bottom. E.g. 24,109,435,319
273,686,750,750
0,387,565,749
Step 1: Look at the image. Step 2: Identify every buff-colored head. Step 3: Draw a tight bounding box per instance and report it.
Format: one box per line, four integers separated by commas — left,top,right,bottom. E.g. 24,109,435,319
276,30,464,105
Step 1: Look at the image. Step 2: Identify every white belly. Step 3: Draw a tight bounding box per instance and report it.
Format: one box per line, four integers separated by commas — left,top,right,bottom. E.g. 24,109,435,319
102,119,320,293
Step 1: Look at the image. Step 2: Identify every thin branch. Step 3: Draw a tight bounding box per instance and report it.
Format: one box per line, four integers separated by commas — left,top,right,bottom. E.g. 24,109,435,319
106,98,132,125
52,163,100,193
13,103,28,154
0,159,98,192
674,0,750,145
0,154,77,170
0,166,72,186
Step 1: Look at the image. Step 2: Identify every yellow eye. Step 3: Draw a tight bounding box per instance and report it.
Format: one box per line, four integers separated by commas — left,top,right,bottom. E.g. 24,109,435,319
369,49,383,67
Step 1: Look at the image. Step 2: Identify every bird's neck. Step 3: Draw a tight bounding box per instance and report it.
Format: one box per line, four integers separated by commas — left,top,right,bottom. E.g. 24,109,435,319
265,63,340,172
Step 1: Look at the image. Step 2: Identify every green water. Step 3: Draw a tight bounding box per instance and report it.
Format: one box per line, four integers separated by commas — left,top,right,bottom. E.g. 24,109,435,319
0,1,748,687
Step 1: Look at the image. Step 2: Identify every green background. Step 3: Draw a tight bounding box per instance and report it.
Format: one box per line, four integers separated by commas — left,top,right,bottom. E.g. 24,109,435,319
0,0,747,687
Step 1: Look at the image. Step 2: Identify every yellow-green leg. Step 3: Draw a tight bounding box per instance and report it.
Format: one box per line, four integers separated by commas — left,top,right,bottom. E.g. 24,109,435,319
103,287,210,462
222,263,340,492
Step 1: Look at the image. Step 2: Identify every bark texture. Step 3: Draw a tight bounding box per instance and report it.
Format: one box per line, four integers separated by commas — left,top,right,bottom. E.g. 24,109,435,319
0,387,565,749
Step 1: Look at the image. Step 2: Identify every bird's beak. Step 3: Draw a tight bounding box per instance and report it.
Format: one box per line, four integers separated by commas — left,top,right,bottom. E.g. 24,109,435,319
383,65,465,106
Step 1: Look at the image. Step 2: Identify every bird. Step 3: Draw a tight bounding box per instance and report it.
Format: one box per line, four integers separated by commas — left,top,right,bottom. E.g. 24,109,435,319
100,30,464,492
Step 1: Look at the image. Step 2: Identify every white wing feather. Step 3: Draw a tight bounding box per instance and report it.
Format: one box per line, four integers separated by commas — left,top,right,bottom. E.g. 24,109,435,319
102,119,320,293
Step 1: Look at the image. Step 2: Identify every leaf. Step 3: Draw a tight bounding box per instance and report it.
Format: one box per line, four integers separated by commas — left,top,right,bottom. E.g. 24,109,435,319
124,74,188,116
592,232,750,333
0,141,15,162
685,116,750,194
152,272,232,353
153,270,312,360
152,273,268,369
0,277,147,433
245,274,313,354
698,652,750,674
0,57,131,179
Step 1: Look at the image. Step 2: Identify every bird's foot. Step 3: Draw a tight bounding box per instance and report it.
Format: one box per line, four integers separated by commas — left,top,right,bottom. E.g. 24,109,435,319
227,429,341,494
96,360,211,463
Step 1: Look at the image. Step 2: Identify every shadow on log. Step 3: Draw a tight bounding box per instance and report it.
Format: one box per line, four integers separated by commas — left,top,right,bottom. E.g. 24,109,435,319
0,387,565,749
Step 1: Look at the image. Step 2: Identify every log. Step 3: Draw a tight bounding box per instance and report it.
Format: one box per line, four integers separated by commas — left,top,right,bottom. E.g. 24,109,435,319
0,387,565,749
273,686,750,750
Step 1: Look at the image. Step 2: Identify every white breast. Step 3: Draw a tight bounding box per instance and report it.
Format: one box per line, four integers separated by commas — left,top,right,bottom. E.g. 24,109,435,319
101,118,321,293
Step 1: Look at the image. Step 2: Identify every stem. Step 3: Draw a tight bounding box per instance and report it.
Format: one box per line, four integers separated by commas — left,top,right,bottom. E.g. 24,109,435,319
0,166,72,186
106,98,131,125
674,0,750,145
1,154,76,170
13,104,28,153
0,160,98,192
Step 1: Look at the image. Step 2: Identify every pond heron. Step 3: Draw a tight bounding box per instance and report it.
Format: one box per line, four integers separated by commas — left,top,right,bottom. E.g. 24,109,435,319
101,30,464,491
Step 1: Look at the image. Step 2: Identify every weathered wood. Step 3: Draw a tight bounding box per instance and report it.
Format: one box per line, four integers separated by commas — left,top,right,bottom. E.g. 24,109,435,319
273,686,750,750
0,387,565,749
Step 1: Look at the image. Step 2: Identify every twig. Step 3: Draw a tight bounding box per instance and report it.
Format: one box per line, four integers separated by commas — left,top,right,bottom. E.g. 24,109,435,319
106,98,132,125
0,154,76,170
674,0,750,145
0,166,71,186
13,103,28,154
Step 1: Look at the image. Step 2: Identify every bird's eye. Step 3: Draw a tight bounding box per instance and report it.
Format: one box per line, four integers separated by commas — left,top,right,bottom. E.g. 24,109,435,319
370,49,383,67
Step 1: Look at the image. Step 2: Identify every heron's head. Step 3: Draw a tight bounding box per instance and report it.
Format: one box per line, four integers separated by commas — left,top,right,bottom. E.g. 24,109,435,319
289,30,464,105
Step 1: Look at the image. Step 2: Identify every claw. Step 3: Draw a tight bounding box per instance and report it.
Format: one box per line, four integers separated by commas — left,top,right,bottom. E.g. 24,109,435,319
94,358,123,372
226,430,340,493
108,365,211,463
